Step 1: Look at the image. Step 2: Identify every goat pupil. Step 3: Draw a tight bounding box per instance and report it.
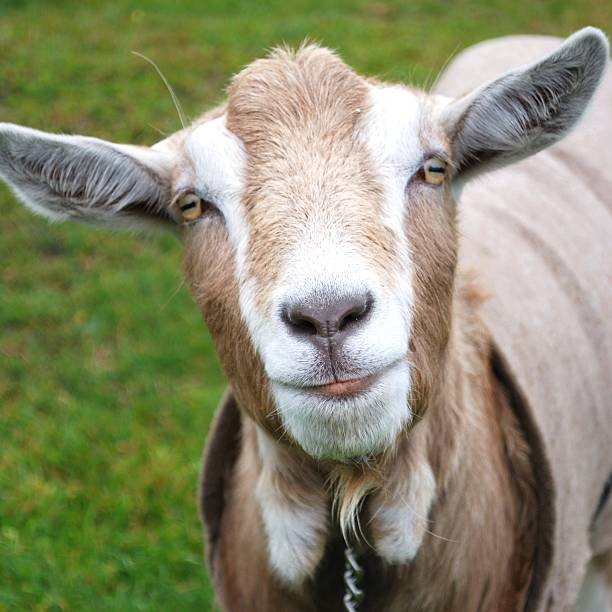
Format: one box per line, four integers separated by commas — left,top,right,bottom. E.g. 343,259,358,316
181,202,196,211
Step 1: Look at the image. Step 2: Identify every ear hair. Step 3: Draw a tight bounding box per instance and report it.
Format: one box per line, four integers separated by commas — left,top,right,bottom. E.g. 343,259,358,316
442,27,609,179
0,123,174,230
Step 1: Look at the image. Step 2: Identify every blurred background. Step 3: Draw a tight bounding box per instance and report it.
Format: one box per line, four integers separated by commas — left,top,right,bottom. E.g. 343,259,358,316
0,1,610,609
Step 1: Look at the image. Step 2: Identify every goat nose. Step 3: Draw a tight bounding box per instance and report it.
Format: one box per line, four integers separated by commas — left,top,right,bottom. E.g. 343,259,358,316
282,293,373,339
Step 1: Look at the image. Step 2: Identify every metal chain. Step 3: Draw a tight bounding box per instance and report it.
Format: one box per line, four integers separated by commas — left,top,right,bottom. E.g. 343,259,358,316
343,544,364,612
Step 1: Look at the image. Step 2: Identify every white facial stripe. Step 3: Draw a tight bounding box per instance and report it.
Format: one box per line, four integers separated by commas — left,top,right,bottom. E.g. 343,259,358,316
361,84,422,315
362,84,423,174
182,117,276,369
183,118,262,359
184,116,249,250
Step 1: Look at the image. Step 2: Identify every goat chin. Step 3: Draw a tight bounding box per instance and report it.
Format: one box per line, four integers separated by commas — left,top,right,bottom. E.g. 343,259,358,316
270,360,412,461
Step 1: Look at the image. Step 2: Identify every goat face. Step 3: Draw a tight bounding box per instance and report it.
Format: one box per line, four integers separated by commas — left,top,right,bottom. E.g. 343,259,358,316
1,30,607,463
180,47,459,461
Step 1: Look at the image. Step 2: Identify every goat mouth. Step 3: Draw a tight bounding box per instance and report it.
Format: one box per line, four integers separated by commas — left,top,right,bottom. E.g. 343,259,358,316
305,374,377,398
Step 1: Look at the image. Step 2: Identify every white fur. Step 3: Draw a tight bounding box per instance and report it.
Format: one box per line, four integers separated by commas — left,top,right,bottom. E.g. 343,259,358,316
273,360,410,460
252,233,413,460
362,84,423,176
371,459,437,563
255,431,328,585
182,116,249,248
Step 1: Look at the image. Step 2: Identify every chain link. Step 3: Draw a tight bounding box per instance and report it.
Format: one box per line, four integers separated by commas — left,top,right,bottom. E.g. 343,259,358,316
343,544,364,612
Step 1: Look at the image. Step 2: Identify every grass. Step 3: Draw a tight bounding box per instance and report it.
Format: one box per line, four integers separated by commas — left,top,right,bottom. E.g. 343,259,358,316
0,1,610,609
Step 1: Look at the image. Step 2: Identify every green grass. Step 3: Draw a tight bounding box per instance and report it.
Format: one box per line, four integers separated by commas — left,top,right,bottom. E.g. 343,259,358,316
0,1,610,609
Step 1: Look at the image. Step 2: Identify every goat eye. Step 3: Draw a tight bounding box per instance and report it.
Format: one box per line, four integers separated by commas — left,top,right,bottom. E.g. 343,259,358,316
174,192,207,222
423,157,447,185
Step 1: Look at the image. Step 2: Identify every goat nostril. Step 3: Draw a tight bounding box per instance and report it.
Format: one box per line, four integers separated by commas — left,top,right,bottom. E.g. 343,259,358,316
293,317,319,335
338,307,361,331
282,307,320,336
338,297,372,331
282,293,373,339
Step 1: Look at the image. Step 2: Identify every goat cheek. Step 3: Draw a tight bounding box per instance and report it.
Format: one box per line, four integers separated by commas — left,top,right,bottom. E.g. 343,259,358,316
405,191,457,410
182,228,278,433
182,229,239,352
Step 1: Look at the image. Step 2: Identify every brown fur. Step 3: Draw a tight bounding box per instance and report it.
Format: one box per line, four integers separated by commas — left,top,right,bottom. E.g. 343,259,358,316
183,217,285,437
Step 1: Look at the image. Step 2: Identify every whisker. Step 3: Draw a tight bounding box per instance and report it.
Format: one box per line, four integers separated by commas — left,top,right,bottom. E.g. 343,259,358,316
395,489,459,545
160,278,186,312
147,123,169,138
428,43,462,94
132,51,187,129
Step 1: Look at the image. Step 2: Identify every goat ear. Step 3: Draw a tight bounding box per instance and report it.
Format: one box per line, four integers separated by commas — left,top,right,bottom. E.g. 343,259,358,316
0,123,175,230
442,27,609,179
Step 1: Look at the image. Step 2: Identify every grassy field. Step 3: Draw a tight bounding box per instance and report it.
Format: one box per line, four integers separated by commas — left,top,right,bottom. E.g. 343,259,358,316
0,1,610,609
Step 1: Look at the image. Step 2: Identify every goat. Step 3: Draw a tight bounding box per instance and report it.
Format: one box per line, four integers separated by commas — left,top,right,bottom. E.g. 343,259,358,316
1,28,611,612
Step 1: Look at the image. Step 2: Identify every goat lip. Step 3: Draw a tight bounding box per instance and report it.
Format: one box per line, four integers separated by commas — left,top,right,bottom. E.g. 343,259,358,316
305,374,377,398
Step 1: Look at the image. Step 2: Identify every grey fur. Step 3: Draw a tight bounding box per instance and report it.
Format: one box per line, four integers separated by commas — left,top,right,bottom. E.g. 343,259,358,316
446,28,609,177
0,124,172,229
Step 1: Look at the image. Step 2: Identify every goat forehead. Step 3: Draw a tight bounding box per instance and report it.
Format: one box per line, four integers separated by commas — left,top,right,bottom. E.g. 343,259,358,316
226,45,368,149
223,46,427,179
185,117,245,200
364,85,425,169
180,49,432,298
182,46,430,222
182,82,427,198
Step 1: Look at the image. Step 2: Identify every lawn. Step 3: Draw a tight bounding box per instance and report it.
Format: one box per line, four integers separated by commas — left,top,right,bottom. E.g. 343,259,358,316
0,1,610,609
